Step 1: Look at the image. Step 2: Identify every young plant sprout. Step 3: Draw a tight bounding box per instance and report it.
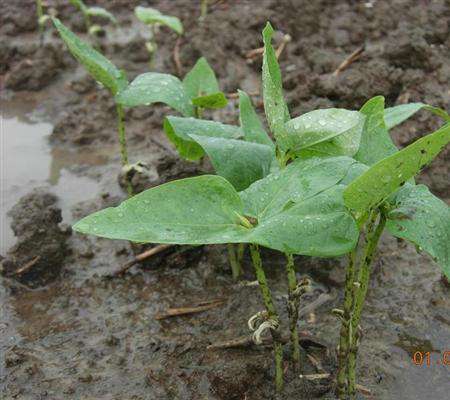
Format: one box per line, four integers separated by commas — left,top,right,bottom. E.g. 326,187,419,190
335,97,450,399
36,0,50,42
69,0,117,36
134,6,183,68
52,18,132,195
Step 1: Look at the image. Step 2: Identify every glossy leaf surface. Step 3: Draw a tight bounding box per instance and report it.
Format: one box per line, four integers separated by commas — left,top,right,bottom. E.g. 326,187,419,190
387,184,450,278
115,73,194,116
53,18,127,95
345,123,450,212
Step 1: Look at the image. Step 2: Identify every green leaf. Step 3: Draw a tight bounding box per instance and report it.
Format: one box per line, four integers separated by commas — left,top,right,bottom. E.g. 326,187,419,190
191,92,228,109
355,96,398,165
248,185,359,257
163,116,243,161
183,57,220,99
115,72,194,116
69,0,87,13
52,18,127,95
189,135,274,191
283,109,365,157
344,123,450,212
134,6,183,35
386,184,450,278
385,103,450,130
384,103,426,130
86,7,117,24
262,22,290,142
238,90,274,147
74,175,247,244
240,156,355,220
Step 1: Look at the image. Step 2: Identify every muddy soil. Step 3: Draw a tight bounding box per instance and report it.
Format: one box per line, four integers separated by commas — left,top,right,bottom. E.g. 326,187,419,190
1,0,449,399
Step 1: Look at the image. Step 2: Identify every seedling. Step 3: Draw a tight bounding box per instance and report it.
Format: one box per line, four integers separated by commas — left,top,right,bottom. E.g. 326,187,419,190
52,18,132,194
134,6,183,68
36,0,50,40
335,96,450,399
69,0,117,36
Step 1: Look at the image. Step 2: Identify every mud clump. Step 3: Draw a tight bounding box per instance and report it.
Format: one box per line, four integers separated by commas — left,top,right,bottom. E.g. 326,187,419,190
1,188,71,287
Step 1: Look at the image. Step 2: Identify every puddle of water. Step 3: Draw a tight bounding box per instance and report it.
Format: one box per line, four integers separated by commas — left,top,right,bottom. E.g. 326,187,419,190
0,99,108,254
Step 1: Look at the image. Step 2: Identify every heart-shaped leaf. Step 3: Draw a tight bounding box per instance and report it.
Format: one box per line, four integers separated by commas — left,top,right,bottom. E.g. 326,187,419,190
183,57,220,99
163,116,243,161
386,184,450,278
74,175,247,244
262,22,290,141
192,92,228,109
52,18,127,95
283,109,365,157
355,96,397,165
240,156,355,220
238,90,274,148
189,135,274,191
115,73,194,116
344,123,450,212
135,6,183,34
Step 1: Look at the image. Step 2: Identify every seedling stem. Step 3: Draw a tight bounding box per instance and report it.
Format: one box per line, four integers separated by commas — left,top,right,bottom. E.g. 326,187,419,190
249,244,283,392
285,253,300,368
116,104,133,196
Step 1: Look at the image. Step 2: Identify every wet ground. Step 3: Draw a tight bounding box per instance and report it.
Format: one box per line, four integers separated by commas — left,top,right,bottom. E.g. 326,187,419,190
1,0,449,399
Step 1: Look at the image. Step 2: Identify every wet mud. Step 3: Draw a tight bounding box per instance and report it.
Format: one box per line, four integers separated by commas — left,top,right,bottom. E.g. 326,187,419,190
1,0,449,399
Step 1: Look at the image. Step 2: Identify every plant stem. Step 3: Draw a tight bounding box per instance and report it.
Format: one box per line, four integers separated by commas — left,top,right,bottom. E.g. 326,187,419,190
200,0,209,20
249,244,283,392
336,249,357,398
115,103,133,197
347,212,386,398
36,0,44,36
227,243,242,280
237,243,245,266
285,253,301,369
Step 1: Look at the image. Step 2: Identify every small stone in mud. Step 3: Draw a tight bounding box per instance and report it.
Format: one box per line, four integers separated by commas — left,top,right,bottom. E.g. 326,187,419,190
0,188,71,287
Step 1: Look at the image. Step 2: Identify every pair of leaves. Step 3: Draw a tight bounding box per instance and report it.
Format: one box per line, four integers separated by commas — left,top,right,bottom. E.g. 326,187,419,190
53,18,127,95
163,91,274,191
135,6,183,35
73,157,359,256
116,57,227,115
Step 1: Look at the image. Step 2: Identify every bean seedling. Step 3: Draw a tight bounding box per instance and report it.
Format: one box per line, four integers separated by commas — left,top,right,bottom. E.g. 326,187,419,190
134,6,183,68
69,0,117,36
52,18,131,194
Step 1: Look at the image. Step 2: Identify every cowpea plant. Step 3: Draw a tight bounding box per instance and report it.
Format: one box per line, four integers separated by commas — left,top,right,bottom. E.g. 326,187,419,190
334,96,450,399
134,6,183,68
52,18,132,194
69,0,117,36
